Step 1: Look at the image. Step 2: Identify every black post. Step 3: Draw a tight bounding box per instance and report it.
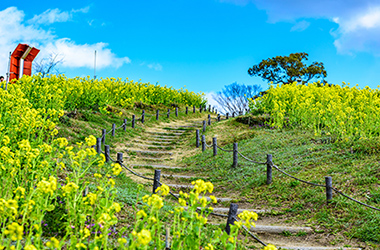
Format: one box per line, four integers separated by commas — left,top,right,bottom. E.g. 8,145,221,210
167,109,170,119
202,135,206,152
123,119,127,131
232,112,235,118
105,145,110,163
193,105,195,113
153,169,161,194
112,123,116,136
132,115,135,128
199,105,202,113
203,120,206,133
117,152,123,164
175,107,178,117
186,106,188,115
208,105,211,112
217,114,221,122
325,176,332,204
215,109,217,114
266,154,273,184
213,137,217,156
225,203,238,235
96,138,101,154
102,129,106,144
212,107,214,113
196,130,200,148
226,113,229,119
232,143,238,168
142,110,145,123
208,114,211,125
156,110,159,120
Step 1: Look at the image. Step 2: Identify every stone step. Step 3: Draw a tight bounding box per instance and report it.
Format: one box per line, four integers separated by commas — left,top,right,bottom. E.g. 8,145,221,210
128,149,173,155
161,174,206,179
172,194,232,202
209,207,269,215
277,247,361,250
147,131,184,136
131,144,176,149
134,140,174,144
144,137,177,141
250,224,312,234
132,164,183,170
134,156,173,161
150,135,180,139
167,184,194,189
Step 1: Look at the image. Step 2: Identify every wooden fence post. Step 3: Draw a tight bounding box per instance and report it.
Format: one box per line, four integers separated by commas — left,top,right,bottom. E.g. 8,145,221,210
132,115,135,128
199,105,202,113
203,120,206,133
208,105,211,112
225,203,238,235
96,138,101,154
226,113,229,119
167,109,170,119
123,119,127,131
142,110,145,123
213,137,217,156
117,152,123,164
232,143,238,168
153,169,161,194
325,176,332,204
202,135,206,152
156,110,159,120
196,130,200,148
105,145,110,163
266,154,273,184
193,105,195,113
102,129,106,144
186,106,188,115
217,114,221,122
175,107,178,117
112,123,115,136
208,114,211,125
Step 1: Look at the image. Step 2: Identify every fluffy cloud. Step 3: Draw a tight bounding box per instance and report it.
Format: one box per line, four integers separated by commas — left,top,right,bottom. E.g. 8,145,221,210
147,63,163,71
0,6,130,76
220,0,380,55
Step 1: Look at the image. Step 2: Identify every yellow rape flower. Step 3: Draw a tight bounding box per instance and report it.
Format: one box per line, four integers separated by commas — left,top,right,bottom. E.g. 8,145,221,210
4,222,23,241
111,163,122,176
262,244,278,250
137,229,151,246
46,237,60,248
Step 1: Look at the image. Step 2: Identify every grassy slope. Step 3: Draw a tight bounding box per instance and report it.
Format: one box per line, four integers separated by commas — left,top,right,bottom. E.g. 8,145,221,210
177,115,380,248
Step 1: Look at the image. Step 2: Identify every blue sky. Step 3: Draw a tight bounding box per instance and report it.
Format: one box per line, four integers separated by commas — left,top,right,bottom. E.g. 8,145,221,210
2,0,380,105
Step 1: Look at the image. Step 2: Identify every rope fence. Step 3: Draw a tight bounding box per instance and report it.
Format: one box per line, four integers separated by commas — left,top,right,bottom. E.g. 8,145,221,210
196,130,380,213
90,106,268,247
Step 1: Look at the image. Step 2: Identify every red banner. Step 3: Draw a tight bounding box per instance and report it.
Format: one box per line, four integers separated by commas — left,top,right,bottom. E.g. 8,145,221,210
9,44,40,81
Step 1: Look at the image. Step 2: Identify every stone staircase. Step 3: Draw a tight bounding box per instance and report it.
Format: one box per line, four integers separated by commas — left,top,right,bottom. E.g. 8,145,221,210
117,117,362,250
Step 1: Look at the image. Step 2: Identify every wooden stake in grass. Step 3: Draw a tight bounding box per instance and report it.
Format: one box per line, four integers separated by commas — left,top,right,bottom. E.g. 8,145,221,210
132,115,135,128
226,113,229,119
325,176,332,204
175,107,178,117
213,137,217,156
123,119,127,131
266,154,273,184
142,110,145,123
232,143,238,168
153,169,161,194
193,105,195,113
203,120,206,133
167,109,170,119
105,145,110,163
112,123,115,136
186,106,188,115
196,130,200,148
208,114,211,125
156,109,159,120
96,138,101,154
102,129,106,144
117,152,123,164
226,203,238,235
202,135,206,152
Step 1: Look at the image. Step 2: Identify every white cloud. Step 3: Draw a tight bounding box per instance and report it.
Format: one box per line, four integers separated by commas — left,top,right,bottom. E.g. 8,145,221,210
147,63,163,71
0,7,130,75
220,0,380,56
28,6,90,25
43,39,130,69
290,20,310,32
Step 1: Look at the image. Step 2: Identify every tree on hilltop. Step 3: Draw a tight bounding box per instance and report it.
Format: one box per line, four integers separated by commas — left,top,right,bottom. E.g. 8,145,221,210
213,82,262,115
248,52,327,85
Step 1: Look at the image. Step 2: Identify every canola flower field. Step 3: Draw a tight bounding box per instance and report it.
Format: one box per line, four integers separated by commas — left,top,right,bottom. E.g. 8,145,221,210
251,82,380,143
0,75,271,250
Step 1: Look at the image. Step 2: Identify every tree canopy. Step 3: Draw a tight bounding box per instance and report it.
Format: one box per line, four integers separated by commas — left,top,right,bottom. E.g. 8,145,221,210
247,52,327,85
